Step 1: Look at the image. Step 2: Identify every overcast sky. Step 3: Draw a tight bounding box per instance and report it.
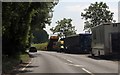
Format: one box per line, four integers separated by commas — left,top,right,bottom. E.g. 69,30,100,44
44,0,119,36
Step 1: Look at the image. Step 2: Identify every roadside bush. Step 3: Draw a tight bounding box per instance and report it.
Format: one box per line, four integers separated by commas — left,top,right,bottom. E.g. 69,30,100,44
32,42,48,51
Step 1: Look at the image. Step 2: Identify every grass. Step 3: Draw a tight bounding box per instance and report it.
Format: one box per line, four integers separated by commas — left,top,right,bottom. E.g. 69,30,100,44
2,53,30,74
20,53,30,63
32,42,48,51
2,55,20,73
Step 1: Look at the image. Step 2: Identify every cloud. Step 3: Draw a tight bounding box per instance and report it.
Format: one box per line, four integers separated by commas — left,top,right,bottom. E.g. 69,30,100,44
110,8,118,14
65,4,89,13
65,5,81,12
61,0,119,2
65,3,118,21
108,4,118,22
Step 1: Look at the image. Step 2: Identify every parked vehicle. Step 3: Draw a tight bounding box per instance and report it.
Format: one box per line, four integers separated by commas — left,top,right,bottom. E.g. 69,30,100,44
29,47,37,52
91,23,120,56
63,34,92,54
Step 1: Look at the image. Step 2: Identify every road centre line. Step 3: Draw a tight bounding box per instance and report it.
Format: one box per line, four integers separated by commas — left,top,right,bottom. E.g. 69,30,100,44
65,63,84,67
65,63,94,75
61,56,93,74
60,56,93,74
62,57,73,63
66,59,73,63
74,64,83,67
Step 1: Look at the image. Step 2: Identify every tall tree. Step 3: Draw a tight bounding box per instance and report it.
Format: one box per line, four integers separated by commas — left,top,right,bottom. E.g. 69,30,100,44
2,2,58,56
50,18,76,38
81,2,114,31
32,29,49,44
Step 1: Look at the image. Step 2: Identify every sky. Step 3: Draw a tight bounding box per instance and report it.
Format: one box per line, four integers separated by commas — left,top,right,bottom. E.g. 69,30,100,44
44,0,120,36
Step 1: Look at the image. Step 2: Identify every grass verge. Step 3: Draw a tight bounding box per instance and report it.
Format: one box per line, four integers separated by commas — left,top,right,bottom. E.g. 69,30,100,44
2,53,30,74
32,42,48,51
20,53,30,63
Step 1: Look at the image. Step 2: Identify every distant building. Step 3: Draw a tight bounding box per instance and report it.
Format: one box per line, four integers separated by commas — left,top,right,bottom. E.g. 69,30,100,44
118,1,120,22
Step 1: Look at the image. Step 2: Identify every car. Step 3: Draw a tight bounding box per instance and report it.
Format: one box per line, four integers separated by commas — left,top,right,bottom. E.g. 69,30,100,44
29,47,37,52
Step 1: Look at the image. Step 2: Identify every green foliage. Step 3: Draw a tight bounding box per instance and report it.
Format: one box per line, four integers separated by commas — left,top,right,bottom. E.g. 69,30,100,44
2,53,30,73
32,29,49,43
32,42,48,51
2,56,20,73
81,2,114,31
31,2,56,30
2,2,58,56
50,18,76,38
20,53,30,63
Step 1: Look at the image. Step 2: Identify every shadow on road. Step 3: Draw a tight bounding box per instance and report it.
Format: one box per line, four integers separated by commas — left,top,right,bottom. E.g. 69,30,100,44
87,54,120,61
18,70,33,73
11,62,39,74
19,62,39,69
26,65,38,68
46,50,90,55
17,65,39,74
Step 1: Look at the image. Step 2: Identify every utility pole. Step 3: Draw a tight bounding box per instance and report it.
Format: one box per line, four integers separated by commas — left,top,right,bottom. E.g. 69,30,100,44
118,1,120,22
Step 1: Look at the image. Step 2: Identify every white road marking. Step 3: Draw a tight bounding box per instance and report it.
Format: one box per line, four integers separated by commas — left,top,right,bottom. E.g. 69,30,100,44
62,58,73,63
65,63,84,67
66,59,73,63
20,58,33,71
65,63,94,75
74,64,83,67
82,68,94,75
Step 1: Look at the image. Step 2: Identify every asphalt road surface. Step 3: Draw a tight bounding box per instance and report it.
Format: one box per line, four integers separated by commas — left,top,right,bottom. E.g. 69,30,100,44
18,51,119,75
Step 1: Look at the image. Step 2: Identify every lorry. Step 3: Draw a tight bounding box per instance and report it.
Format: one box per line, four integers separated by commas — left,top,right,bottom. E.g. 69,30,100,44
47,35,59,51
56,38,65,52
63,33,92,54
91,23,120,56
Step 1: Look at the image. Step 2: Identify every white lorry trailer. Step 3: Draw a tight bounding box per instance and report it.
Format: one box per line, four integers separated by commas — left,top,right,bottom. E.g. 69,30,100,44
91,23,120,56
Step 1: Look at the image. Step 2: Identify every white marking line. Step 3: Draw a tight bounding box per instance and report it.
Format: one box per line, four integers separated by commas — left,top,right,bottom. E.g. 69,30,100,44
21,58,33,71
82,68,93,74
66,63,94,75
66,59,73,63
74,64,83,67
62,58,73,63
65,63,83,67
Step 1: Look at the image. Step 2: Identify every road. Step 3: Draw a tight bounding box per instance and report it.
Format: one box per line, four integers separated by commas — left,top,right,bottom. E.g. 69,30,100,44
18,51,119,75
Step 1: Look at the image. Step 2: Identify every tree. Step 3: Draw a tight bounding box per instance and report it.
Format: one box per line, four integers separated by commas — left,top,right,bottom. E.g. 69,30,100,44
50,18,76,38
81,2,114,31
2,2,58,56
29,2,58,47
32,29,49,44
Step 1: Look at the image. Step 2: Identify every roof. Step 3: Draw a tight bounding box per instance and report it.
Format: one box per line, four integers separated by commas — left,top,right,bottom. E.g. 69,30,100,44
91,22,120,29
65,33,91,38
